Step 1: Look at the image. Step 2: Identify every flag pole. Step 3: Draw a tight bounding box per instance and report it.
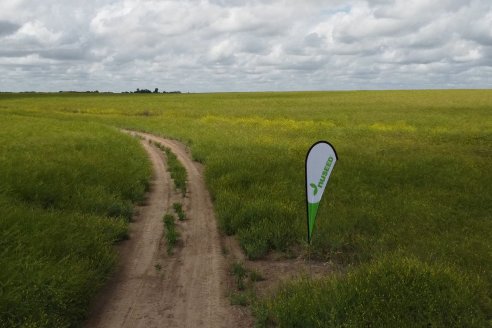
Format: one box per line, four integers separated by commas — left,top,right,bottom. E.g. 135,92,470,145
308,241,312,277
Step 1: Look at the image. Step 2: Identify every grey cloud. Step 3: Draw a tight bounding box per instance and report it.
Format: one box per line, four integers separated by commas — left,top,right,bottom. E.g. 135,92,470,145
304,33,325,48
0,48,88,61
39,48,92,61
0,49,31,57
0,21,20,36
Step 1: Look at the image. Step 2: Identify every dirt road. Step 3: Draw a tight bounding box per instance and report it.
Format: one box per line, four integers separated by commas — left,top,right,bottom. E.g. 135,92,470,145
86,131,248,328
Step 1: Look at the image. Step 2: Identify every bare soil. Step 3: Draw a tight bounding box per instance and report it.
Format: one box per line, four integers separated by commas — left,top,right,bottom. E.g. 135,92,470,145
222,236,337,298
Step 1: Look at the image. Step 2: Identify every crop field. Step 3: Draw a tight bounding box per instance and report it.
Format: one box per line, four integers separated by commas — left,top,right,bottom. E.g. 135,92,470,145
0,114,151,326
0,90,490,326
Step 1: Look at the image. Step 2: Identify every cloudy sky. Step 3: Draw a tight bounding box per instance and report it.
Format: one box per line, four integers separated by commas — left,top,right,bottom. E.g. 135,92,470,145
0,0,491,92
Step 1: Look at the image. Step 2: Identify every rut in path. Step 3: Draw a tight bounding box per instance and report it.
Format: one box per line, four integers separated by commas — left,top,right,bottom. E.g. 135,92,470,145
86,131,249,328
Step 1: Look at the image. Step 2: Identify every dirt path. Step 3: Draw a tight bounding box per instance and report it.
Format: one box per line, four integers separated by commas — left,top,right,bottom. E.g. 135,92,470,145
86,131,249,328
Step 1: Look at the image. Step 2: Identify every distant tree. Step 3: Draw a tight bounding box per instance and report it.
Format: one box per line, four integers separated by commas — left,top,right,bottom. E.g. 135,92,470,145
154,88,159,93
134,88,152,94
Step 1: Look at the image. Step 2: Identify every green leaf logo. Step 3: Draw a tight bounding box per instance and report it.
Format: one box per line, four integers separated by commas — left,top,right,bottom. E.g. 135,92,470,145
310,183,318,196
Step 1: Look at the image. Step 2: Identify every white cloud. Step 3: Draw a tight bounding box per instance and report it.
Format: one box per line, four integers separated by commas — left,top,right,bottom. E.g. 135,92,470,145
13,21,62,45
0,0,490,92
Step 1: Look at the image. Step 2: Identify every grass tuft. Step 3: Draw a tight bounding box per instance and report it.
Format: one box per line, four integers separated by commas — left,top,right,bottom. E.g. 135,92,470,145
163,213,179,255
230,291,251,306
154,143,187,195
172,202,186,221
249,270,265,282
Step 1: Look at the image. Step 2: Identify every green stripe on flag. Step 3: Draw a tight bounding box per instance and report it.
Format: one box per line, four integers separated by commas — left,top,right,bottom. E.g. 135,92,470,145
308,202,320,242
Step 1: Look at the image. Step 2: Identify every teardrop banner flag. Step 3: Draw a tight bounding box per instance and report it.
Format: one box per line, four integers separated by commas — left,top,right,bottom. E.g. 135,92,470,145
306,141,338,244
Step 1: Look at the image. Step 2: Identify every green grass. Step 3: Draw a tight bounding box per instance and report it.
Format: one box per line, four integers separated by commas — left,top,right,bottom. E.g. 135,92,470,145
230,291,250,306
163,213,179,254
231,261,248,291
0,116,150,220
172,202,186,221
249,269,265,283
164,147,187,195
0,114,151,327
154,142,187,195
256,257,491,327
229,261,259,307
1,90,490,325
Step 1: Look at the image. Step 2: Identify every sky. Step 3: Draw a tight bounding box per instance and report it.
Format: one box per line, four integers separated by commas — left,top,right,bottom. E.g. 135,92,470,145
0,0,491,92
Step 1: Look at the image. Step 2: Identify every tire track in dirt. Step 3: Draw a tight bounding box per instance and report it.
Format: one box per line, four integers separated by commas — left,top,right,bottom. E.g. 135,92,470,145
86,131,250,328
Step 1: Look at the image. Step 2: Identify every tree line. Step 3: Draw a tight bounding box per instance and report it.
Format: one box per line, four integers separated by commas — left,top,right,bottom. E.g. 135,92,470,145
124,88,181,94
2,88,183,94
